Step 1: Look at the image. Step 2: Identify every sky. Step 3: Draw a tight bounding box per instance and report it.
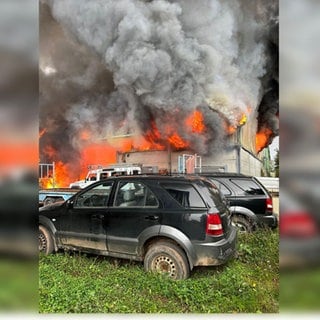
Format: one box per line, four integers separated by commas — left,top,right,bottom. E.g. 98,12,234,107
269,135,279,160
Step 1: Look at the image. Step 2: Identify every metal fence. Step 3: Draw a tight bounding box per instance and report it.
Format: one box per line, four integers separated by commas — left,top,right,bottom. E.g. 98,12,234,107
39,162,55,188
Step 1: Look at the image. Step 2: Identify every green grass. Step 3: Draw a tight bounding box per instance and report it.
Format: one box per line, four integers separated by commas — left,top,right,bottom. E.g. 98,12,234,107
39,229,279,313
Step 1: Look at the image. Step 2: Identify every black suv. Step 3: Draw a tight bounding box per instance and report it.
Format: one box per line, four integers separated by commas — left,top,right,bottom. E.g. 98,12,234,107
199,173,278,232
39,175,237,279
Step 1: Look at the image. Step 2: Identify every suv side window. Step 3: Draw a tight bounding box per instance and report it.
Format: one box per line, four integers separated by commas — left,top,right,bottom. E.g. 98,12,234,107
230,178,265,195
161,183,206,208
74,181,113,208
209,179,232,196
100,173,109,180
114,181,159,207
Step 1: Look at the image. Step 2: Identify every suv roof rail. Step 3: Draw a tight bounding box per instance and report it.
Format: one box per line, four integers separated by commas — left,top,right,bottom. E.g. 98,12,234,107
111,173,203,180
195,172,248,177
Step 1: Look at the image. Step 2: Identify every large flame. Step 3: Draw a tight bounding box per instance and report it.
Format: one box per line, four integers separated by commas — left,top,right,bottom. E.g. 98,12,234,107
256,127,273,153
39,161,69,189
168,132,189,149
119,110,207,152
40,128,118,188
186,110,205,133
40,107,259,188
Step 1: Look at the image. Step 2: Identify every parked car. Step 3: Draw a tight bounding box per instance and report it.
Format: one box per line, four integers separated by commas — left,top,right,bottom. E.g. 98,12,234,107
39,175,237,279
199,173,278,232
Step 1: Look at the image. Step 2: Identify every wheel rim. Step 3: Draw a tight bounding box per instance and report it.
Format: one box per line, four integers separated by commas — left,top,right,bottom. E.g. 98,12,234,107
153,255,176,278
232,221,248,232
39,231,47,252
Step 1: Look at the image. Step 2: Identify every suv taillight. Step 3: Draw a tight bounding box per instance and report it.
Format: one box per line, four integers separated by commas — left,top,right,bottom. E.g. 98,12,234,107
266,197,273,212
206,213,223,236
280,211,318,238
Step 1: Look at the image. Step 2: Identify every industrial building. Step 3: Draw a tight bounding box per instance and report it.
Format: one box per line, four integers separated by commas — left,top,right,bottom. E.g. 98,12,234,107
110,122,273,177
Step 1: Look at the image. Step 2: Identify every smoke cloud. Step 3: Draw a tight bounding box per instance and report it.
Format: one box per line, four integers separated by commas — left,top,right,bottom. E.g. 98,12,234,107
40,0,278,171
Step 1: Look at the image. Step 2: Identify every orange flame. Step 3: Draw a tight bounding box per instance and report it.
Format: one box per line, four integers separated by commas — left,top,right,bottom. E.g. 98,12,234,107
185,110,205,133
145,121,162,142
256,127,273,153
122,136,165,152
117,110,207,153
223,109,249,135
168,132,189,149
80,143,117,177
40,161,77,188
120,139,134,152
40,108,246,187
40,139,118,188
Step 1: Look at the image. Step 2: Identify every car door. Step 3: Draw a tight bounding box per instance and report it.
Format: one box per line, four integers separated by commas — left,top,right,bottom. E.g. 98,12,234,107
106,180,160,255
59,180,113,252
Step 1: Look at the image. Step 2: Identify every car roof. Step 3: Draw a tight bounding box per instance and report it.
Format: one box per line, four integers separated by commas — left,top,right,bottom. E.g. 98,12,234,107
198,172,253,178
108,174,210,183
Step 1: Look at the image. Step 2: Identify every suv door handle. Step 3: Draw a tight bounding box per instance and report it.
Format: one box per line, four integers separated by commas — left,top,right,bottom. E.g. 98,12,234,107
145,215,159,221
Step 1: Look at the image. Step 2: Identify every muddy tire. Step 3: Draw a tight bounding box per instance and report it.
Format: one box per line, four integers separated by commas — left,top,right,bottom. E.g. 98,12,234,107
231,215,254,233
39,225,54,254
144,240,190,280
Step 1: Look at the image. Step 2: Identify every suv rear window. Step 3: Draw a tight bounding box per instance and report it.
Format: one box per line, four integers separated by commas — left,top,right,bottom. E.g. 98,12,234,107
230,178,265,195
161,183,206,208
202,180,228,212
208,178,232,196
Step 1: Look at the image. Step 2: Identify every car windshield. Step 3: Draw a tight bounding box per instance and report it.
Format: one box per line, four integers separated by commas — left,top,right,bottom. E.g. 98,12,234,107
207,178,231,196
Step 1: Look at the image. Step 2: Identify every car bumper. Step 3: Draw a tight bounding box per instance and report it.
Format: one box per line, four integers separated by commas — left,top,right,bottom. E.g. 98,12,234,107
258,213,278,228
192,226,237,267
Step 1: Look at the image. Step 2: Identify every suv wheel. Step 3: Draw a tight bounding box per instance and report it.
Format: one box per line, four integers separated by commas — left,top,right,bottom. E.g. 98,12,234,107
231,215,254,233
39,225,54,254
144,240,190,280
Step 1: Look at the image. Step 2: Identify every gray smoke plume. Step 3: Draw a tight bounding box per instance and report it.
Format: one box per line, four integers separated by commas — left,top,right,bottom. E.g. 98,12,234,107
40,0,278,172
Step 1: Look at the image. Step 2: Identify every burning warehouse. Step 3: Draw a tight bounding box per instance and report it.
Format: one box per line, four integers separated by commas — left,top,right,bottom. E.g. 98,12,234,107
40,0,278,187
109,106,272,176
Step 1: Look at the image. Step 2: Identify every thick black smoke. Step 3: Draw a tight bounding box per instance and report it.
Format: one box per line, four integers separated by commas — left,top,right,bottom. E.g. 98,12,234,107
256,0,279,143
40,0,278,169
